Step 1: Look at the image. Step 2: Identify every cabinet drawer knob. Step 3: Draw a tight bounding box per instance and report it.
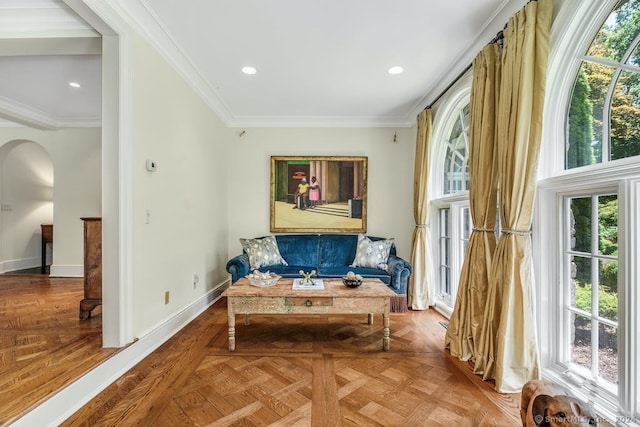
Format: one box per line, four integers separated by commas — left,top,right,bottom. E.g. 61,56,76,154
305,299,313,307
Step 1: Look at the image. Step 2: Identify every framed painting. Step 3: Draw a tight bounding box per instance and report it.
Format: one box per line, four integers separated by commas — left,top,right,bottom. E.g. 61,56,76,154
270,155,367,233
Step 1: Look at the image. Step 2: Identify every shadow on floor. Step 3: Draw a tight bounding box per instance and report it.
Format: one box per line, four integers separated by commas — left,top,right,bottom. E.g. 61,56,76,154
0,266,50,275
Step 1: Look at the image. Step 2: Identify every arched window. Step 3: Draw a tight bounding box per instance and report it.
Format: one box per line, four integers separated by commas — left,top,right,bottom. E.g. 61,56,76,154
567,0,640,168
443,103,470,193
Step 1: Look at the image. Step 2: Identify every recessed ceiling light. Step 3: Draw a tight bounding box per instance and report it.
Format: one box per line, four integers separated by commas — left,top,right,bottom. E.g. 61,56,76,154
388,66,404,75
241,66,257,75
69,81,81,88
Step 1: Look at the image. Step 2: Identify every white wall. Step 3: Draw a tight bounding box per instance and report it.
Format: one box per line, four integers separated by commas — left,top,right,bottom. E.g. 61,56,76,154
51,130,102,276
0,128,101,275
129,33,233,337
226,126,417,259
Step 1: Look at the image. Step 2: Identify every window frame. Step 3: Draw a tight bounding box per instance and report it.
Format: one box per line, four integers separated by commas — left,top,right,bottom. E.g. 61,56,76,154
433,201,471,314
561,188,620,397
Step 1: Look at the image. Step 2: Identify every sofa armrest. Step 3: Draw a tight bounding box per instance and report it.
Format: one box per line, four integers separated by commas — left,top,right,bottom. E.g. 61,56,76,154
226,254,250,283
387,255,412,294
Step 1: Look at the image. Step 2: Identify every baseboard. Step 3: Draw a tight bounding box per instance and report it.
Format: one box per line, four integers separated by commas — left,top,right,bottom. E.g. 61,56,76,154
0,257,39,273
433,302,453,319
49,264,83,277
13,279,231,427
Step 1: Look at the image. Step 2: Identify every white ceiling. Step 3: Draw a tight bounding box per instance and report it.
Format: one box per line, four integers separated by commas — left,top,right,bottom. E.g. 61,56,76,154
0,0,527,129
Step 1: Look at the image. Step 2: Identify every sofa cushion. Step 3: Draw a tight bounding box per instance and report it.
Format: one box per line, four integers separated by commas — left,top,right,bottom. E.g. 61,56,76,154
318,234,358,268
258,264,316,277
350,234,394,272
275,234,319,267
240,236,288,269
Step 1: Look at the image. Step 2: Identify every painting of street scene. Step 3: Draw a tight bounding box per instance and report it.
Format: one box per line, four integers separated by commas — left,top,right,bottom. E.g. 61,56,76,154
270,156,367,233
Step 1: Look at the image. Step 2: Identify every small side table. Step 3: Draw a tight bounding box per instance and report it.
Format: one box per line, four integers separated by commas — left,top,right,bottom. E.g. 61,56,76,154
41,224,53,274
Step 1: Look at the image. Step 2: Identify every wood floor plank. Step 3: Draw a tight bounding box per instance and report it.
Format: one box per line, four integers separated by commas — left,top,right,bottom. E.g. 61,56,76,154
311,354,340,426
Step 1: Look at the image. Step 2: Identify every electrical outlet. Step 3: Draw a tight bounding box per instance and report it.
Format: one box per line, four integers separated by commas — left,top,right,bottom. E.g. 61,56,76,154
164,291,170,304
192,273,199,289
145,209,151,224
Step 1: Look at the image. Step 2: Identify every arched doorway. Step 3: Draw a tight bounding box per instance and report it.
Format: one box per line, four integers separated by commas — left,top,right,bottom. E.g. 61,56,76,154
0,140,53,273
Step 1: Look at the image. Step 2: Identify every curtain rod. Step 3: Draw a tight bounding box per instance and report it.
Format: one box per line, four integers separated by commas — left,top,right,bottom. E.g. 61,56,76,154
424,29,505,111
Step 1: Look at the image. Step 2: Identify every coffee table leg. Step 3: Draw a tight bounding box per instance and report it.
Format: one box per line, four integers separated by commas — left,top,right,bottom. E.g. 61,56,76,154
228,311,236,352
383,309,390,351
367,313,373,325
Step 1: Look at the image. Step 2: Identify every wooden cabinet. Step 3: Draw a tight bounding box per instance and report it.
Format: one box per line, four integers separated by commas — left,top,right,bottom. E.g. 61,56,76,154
79,217,102,320
40,224,53,274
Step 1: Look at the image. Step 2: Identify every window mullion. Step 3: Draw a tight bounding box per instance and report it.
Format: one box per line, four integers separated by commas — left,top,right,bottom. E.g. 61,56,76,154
561,196,572,366
590,196,600,381
581,55,640,74
602,67,621,163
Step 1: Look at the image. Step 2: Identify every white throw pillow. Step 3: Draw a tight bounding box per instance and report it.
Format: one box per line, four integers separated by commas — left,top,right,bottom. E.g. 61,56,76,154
350,234,393,272
240,236,288,269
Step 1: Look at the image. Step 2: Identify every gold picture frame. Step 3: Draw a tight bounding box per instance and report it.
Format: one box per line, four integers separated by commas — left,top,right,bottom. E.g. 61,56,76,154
270,156,367,233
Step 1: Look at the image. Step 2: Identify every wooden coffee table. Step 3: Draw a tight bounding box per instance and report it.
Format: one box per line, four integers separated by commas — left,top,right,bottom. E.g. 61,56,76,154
222,277,395,351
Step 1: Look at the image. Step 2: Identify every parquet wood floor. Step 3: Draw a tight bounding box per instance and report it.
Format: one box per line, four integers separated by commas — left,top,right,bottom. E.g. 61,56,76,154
64,299,523,427
0,274,523,426
0,274,115,425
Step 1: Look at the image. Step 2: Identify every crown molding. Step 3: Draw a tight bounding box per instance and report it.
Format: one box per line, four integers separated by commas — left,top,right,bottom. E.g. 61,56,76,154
0,96,100,129
56,117,102,127
0,36,101,56
0,0,97,37
0,96,56,130
101,0,235,126
0,118,26,128
227,115,416,128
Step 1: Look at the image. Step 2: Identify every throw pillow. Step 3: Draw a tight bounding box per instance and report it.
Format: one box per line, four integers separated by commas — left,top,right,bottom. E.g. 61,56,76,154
240,236,288,270
350,234,394,272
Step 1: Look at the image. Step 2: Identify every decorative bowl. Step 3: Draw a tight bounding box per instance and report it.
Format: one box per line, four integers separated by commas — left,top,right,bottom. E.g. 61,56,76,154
246,272,281,287
342,278,363,288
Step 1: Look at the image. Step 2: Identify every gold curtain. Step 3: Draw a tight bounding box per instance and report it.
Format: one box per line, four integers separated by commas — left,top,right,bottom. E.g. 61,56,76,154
475,0,553,393
445,43,500,361
409,109,433,310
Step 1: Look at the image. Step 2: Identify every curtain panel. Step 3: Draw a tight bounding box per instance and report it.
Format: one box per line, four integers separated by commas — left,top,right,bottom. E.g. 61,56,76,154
445,43,501,362
476,0,553,393
409,109,433,310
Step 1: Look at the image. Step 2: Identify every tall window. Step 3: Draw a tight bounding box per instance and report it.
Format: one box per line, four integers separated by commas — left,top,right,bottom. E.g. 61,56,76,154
539,0,640,420
432,95,471,315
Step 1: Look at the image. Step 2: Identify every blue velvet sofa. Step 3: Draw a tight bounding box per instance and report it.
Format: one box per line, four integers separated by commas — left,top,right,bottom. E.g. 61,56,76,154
226,234,412,311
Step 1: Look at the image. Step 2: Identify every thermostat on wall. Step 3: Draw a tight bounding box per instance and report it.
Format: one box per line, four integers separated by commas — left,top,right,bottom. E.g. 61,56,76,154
146,159,157,172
